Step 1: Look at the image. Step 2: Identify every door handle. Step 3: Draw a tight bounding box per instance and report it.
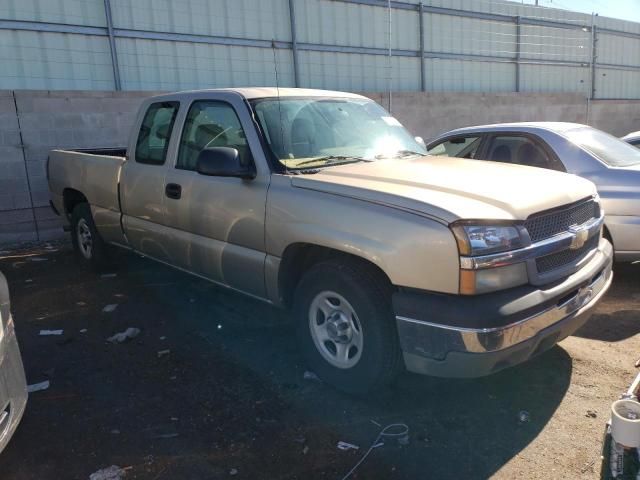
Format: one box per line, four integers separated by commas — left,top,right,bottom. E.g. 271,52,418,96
165,183,182,200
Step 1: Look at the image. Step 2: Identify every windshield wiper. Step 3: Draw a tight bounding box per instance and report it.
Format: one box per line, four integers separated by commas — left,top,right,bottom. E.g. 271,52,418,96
375,150,425,159
294,155,371,167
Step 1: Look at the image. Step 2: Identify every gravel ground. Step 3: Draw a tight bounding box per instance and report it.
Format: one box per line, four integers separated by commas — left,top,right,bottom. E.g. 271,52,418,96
0,243,638,479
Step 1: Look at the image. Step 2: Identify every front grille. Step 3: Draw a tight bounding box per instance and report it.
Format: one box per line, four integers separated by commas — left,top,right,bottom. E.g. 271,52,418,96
525,199,600,243
536,234,599,274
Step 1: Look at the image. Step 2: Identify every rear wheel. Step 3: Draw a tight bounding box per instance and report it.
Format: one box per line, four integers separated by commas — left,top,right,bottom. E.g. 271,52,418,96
70,203,110,271
294,258,401,394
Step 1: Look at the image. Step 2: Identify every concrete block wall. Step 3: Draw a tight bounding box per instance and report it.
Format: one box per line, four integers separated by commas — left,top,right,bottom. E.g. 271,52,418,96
0,89,638,246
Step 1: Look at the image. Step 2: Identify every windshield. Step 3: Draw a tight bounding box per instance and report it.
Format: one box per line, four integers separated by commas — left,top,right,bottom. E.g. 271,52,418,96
251,97,426,169
564,126,640,167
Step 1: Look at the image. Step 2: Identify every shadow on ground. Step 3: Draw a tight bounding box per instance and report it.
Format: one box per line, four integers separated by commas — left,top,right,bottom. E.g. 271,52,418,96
0,247,572,479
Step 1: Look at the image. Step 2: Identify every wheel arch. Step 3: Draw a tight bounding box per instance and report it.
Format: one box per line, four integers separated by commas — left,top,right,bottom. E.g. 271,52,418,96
63,188,89,218
277,242,393,309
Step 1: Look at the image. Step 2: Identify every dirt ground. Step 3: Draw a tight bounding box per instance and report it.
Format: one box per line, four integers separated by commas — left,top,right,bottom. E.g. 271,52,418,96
0,243,638,480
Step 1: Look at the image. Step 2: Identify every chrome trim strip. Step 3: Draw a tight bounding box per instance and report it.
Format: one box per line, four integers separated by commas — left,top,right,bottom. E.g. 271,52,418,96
460,212,604,270
396,263,612,354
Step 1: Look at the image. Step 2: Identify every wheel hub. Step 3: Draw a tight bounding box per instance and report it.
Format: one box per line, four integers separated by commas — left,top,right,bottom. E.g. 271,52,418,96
308,291,363,369
326,312,352,344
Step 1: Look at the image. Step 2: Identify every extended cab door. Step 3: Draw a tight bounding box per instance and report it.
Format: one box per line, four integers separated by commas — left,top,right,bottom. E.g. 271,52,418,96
120,100,180,260
161,92,270,298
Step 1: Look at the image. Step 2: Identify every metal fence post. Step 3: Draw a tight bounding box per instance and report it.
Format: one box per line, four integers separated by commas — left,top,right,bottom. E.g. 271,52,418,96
419,2,425,92
515,16,521,93
104,0,121,90
288,0,300,87
590,14,597,100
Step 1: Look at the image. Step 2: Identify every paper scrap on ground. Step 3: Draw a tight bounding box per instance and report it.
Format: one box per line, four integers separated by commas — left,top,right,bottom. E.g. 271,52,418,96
27,380,50,393
337,441,359,451
39,329,63,336
107,327,140,344
157,349,170,358
89,465,126,480
100,273,117,279
102,304,118,313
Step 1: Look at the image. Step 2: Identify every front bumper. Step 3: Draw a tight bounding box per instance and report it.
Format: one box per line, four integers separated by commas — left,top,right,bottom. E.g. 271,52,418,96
394,238,613,378
0,314,27,454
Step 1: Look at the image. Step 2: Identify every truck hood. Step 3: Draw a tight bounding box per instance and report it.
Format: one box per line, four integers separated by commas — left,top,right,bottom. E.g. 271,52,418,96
290,156,597,223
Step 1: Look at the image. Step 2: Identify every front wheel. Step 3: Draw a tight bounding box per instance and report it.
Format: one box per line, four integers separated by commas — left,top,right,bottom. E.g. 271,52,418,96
70,203,110,271
294,259,402,394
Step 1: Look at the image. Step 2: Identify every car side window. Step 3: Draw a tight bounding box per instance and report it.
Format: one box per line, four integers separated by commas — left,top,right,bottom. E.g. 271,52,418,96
486,135,562,170
177,100,251,171
427,136,482,159
134,102,179,165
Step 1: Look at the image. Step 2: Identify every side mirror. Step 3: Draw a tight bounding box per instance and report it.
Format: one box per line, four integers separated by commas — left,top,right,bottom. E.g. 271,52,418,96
196,147,255,179
415,136,426,148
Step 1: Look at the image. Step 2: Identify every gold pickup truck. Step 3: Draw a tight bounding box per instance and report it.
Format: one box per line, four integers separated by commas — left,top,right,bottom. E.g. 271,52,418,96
48,88,613,393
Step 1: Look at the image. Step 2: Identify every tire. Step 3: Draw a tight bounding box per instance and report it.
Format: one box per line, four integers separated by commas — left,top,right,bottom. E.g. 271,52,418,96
293,258,402,394
70,203,110,271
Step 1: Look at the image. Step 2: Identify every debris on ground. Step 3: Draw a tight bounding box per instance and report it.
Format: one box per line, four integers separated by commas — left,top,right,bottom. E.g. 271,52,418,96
303,370,321,382
100,273,117,279
154,433,179,439
89,465,127,480
80,329,88,334
102,304,119,313
293,435,306,444
27,380,50,393
157,349,170,358
302,445,309,455
39,329,63,336
229,468,238,476
337,441,360,451
107,328,140,344
518,411,530,424
25,279,33,283
585,409,598,418
77,301,87,306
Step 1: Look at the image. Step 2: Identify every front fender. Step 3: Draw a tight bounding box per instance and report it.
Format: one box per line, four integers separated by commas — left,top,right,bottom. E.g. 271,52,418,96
266,177,460,296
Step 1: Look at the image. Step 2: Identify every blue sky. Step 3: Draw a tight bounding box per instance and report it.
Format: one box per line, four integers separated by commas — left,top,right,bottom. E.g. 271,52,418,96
520,0,640,23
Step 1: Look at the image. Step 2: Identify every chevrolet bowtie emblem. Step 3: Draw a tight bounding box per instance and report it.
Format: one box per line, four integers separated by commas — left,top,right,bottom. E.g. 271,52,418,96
569,225,589,250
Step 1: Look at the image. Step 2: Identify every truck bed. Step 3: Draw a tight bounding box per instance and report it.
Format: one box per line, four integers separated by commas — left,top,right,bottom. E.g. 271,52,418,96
48,148,126,222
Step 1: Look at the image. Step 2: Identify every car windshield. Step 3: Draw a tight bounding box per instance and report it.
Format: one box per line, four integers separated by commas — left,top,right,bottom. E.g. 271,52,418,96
564,127,640,167
251,97,426,170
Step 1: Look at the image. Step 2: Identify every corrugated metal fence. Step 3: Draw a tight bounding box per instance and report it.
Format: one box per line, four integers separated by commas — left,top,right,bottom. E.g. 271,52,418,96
1,0,639,99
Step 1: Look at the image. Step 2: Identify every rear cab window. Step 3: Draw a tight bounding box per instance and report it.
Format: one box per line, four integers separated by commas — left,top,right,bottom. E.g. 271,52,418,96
427,136,482,159
135,101,180,165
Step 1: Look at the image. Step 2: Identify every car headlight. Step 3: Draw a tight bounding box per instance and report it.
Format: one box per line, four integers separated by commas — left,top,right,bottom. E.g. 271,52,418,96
451,222,529,295
451,223,525,256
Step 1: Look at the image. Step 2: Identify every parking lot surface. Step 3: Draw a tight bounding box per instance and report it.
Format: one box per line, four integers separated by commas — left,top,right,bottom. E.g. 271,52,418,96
0,243,639,479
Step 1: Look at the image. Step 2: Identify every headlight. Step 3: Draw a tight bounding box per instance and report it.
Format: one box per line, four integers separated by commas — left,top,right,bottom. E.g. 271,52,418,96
451,222,529,295
451,223,525,256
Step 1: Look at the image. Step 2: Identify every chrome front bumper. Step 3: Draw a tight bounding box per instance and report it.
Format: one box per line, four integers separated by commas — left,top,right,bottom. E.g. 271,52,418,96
0,314,27,454
395,238,613,378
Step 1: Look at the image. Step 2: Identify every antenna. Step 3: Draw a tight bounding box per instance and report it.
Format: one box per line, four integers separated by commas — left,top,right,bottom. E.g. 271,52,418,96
271,39,288,174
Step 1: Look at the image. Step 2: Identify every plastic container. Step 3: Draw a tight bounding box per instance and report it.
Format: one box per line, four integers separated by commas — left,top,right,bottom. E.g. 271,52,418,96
611,399,640,448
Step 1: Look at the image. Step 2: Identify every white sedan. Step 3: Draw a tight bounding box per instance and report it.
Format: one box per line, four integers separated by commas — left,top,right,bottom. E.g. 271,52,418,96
0,271,27,454
427,122,640,262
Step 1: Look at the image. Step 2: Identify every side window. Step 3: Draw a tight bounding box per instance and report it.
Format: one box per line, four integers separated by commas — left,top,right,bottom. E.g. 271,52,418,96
427,136,482,159
487,135,561,170
177,101,250,171
135,102,179,165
